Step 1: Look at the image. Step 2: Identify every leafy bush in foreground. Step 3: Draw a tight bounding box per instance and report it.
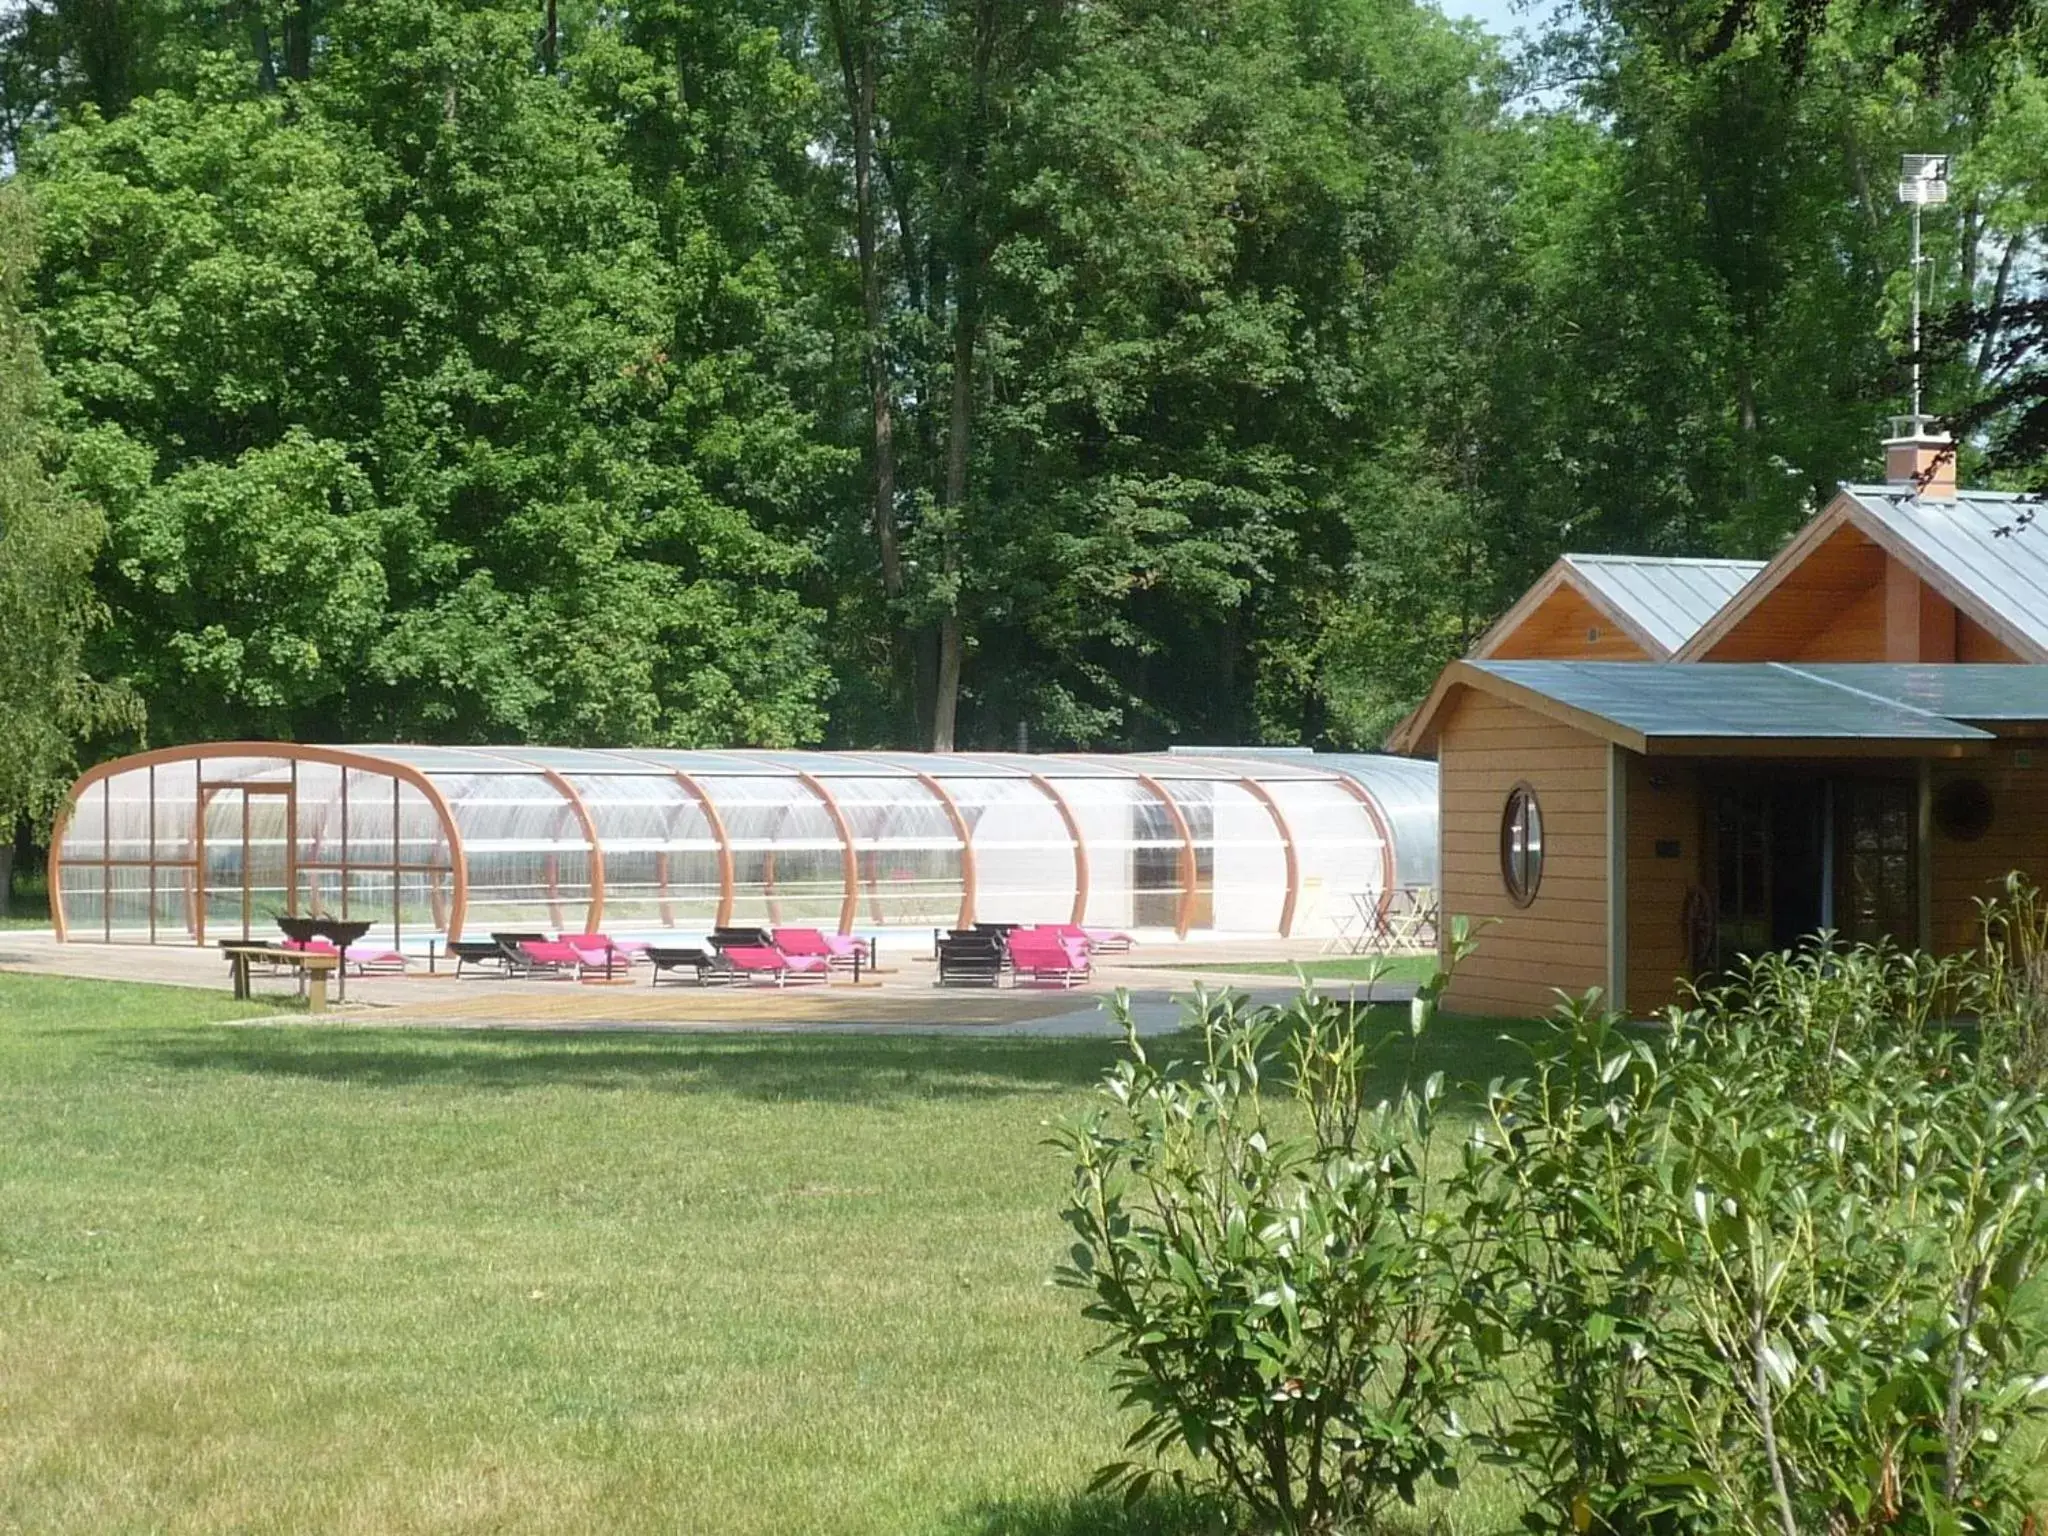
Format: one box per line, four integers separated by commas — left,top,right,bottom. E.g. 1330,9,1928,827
1051,982,1489,1534
1056,924,2048,1535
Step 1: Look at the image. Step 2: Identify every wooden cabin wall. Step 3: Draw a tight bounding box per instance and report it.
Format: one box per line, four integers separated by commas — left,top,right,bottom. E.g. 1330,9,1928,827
1702,523,1886,660
1487,585,1654,661
1624,756,1701,1014
1790,582,1886,661
1438,690,1609,1017
1957,616,2024,662
1929,748,2048,955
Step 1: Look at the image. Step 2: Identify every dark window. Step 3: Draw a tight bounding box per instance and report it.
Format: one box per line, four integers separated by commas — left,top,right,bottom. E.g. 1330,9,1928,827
1934,778,1994,843
1500,783,1544,907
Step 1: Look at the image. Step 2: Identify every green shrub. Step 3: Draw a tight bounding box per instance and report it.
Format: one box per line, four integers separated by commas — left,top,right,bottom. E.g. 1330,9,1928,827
1058,926,2048,1535
1050,975,1490,1535
1477,946,2048,1536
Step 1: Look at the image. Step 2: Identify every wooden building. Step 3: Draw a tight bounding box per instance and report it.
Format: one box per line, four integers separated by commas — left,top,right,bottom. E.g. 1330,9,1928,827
1473,554,1762,661
1680,436,2048,664
1395,426,2048,1017
1401,661,2048,1018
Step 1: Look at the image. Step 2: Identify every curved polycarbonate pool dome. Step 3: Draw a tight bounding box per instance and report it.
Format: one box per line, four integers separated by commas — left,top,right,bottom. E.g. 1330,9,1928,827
50,746,1437,946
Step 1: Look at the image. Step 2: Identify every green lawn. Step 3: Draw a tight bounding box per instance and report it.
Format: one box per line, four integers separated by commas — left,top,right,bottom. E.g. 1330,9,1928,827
2,877,51,929
1152,954,1437,986
0,972,1539,1534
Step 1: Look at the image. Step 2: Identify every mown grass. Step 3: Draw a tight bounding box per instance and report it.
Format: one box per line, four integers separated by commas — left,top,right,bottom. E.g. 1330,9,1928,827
0,878,50,929
1154,954,1437,986
0,971,1541,1534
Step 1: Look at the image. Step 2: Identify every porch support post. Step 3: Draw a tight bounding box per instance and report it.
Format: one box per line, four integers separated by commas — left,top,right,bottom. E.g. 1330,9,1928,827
1916,759,1933,953
1607,744,1628,1015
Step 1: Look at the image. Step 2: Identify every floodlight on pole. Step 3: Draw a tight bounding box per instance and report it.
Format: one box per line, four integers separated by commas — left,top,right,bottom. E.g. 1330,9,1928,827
1897,154,1949,425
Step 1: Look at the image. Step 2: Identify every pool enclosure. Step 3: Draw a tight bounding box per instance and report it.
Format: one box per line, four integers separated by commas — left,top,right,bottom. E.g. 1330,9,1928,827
50,746,1436,945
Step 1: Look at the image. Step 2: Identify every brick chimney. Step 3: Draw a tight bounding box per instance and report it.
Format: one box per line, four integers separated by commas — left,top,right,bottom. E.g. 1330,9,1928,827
1883,414,1957,500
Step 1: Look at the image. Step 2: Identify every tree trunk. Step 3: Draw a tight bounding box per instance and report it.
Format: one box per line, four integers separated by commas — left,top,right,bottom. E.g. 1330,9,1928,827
285,0,315,81
932,285,975,751
929,0,998,752
827,0,910,738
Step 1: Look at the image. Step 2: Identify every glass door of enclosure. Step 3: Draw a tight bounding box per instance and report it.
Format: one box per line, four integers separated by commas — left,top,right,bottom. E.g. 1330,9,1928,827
199,784,295,944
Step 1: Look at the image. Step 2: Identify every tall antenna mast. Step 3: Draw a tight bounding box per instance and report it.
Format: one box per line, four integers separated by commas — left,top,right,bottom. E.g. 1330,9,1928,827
1897,154,1950,425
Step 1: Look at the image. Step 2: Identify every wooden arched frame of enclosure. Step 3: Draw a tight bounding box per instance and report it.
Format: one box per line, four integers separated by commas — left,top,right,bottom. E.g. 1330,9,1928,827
1328,774,1399,920
790,771,860,935
532,767,603,935
640,765,736,930
1024,772,1090,926
1129,772,1200,940
49,743,471,944
844,761,977,931
1234,777,1302,938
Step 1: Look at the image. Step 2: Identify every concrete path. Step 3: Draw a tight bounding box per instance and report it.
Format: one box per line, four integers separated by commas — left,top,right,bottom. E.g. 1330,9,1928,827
0,929,1420,1037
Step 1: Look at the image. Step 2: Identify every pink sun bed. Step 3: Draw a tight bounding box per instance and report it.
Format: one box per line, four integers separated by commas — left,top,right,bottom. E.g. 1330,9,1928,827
721,945,831,986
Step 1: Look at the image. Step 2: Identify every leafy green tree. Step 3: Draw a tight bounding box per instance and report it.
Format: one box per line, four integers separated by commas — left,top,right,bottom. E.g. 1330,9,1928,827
25,5,835,747
0,184,133,831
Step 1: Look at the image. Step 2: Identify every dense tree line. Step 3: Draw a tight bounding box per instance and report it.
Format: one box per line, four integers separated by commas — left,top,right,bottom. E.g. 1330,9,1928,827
0,0,2041,828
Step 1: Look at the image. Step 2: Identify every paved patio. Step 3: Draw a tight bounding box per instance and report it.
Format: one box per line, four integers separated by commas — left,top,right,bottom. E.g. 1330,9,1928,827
0,931,1419,1035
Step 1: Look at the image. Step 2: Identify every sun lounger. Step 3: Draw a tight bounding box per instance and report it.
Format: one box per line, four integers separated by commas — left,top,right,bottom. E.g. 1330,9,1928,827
561,934,650,964
937,932,1004,987
342,942,408,975
771,928,863,970
449,940,508,977
491,932,551,973
720,944,830,986
1007,930,1091,988
515,939,586,978
1039,922,1127,952
557,934,644,978
647,946,724,985
710,926,776,952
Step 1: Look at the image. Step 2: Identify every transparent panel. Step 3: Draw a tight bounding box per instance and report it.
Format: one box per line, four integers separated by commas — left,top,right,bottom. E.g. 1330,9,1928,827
833,776,963,927
1265,781,1388,937
154,864,196,941
428,771,590,934
697,775,845,929
197,786,293,942
106,862,152,940
945,776,1076,925
1041,776,1182,930
564,772,722,932
1203,782,1287,934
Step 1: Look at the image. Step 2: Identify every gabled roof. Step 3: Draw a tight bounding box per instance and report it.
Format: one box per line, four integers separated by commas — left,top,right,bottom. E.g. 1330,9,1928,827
1678,485,2048,661
1472,554,1764,660
1560,556,1765,655
1394,660,2018,758
1844,487,2048,653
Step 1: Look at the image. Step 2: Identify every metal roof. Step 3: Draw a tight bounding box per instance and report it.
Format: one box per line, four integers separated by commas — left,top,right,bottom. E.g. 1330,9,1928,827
1559,555,1765,655
1840,485,2048,656
1467,661,1995,749
1791,663,2048,721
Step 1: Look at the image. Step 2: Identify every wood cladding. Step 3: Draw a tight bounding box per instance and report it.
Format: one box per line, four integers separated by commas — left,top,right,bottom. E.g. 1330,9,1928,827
1929,749,2048,955
1625,756,1699,1013
1702,516,2031,663
1701,522,1885,661
1958,614,2023,662
1486,583,1652,661
1438,689,1609,1018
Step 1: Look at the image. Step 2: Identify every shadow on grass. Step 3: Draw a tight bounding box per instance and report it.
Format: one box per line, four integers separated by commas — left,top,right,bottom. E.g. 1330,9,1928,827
114,1028,1134,1104
944,1489,1228,1536
110,1004,1551,1111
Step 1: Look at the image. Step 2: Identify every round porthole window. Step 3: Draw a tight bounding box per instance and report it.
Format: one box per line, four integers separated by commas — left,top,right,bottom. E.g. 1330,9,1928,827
1934,777,1994,843
1500,782,1544,907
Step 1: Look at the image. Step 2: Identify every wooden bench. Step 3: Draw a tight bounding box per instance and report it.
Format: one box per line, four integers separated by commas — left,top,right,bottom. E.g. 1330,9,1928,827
221,945,342,1013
